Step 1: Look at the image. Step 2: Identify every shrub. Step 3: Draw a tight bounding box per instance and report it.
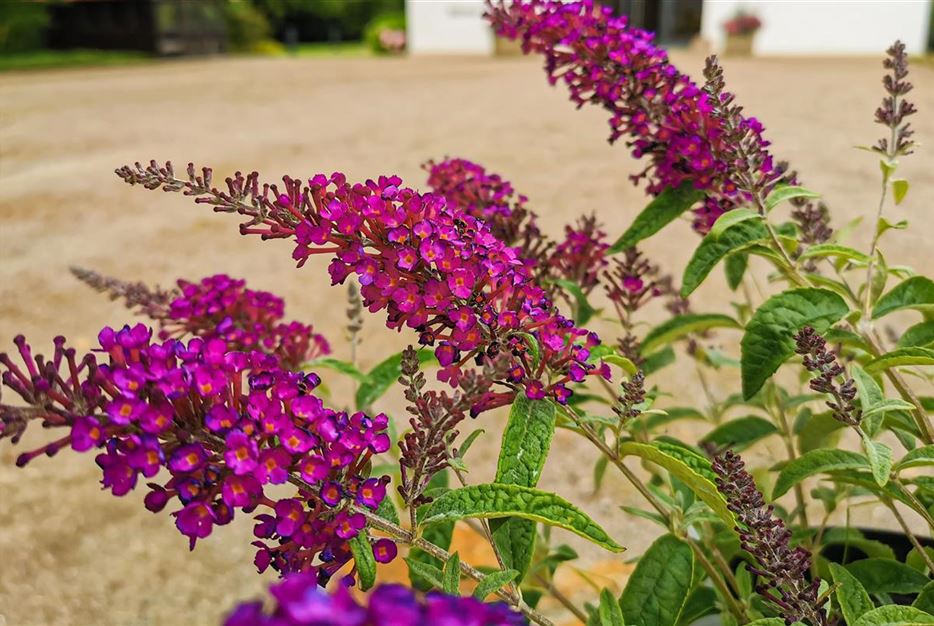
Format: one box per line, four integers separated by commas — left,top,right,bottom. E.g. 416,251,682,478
0,2,50,54
364,11,405,55
2,2,933,626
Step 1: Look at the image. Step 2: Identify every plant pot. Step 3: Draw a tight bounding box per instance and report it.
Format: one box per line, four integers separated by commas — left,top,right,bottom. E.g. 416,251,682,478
724,33,755,57
494,34,523,56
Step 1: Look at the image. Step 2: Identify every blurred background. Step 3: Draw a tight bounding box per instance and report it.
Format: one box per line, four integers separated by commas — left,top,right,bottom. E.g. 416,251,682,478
2,1,934,625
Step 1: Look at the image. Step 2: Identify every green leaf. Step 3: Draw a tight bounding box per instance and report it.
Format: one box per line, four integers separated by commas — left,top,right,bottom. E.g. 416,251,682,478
861,435,893,487
410,472,454,591
442,552,461,595
893,179,910,205
643,346,676,376
355,349,434,410
772,449,869,499
854,605,934,626
710,208,762,238
604,354,639,375
640,313,741,355
349,533,377,591
609,182,704,253
873,277,934,319
597,588,626,626
516,332,542,372
899,321,934,349
915,581,934,615
617,440,733,524
456,429,485,462
822,527,895,560
306,357,370,384
490,396,557,582
865,347,934,374
405,557,445,591
798,243,871,264
375,494,401,525
847,558,931,595
681,219,770,297
700,415,778,451
677,587,718,626
765,184,821,211
740,288,849,399
861,399,917,422
472,569,519,600
851,364,886,437
422,484,624,552
725,253,748,291
619,534,693,626
896,445,934,472
744,620,786,626
878,217,909,237
554,278,598,325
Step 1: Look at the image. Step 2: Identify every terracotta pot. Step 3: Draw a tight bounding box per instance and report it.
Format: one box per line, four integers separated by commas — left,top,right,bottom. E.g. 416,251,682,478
724,33,755,57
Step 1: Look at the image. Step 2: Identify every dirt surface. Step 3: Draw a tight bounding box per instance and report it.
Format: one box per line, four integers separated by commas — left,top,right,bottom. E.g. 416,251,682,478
1,52,933,626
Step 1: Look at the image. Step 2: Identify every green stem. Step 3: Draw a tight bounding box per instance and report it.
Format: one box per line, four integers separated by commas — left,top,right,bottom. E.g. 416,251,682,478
882,498,934,573
354,505,555,626
558,405,749,624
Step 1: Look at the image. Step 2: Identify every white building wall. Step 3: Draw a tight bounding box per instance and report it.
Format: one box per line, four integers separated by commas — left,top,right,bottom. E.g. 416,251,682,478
701,1,931,56
406,0,495,55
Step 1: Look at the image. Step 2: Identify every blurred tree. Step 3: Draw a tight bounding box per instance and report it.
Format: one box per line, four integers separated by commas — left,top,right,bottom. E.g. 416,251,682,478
252,0,403,42
0,2,51,53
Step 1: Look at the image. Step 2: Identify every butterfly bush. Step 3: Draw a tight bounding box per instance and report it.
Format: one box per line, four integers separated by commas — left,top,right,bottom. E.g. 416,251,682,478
487,0,782,232
0,324,393,582
225,575,526,626
4,4,933,626
73,268,330,369
114,164,611,412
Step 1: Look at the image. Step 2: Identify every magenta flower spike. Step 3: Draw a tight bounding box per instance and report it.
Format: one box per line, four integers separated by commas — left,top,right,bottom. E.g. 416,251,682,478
0,324,394,584
115,163,613,412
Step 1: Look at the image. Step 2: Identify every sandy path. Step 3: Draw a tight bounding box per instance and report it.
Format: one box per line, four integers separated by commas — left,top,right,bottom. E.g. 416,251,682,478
1,52,932,625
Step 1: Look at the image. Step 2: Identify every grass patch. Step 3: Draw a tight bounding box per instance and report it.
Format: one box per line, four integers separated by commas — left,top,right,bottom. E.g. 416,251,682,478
0,49,151,72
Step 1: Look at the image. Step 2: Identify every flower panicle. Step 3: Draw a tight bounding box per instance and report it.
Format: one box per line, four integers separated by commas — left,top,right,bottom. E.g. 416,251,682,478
712,450,828,626
70,266,179,319
486,0,780,232
72,269,330,370
423,157,540,250
794,326,861,427
613,370,645,424
225,574,526,626
874,40,916,158
117,161,610,411
397,346,495,507
1,325,396,584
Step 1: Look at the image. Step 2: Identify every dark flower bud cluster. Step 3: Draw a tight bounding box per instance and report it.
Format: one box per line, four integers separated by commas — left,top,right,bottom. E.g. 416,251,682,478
0,325,394,585
874,40,916,158
116,161,611,412
72,268,330,370
71,265,179,320
225,574,526,626
701,55,782,204
486,0,780,233
712,451,827,626
613,370,645,424
604,249,681,363
397,346,492,508
794,326,861,427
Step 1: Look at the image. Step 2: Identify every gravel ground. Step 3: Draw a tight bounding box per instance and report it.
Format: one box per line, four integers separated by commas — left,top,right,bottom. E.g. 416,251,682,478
1,51,933,626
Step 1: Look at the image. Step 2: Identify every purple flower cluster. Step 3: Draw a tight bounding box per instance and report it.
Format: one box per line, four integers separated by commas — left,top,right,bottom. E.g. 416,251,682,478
549,215,609,294
225,574,526,626
0,325,394,583
486,0,779,232
116,163,612,412
423,157,538,248
74,268,330,370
